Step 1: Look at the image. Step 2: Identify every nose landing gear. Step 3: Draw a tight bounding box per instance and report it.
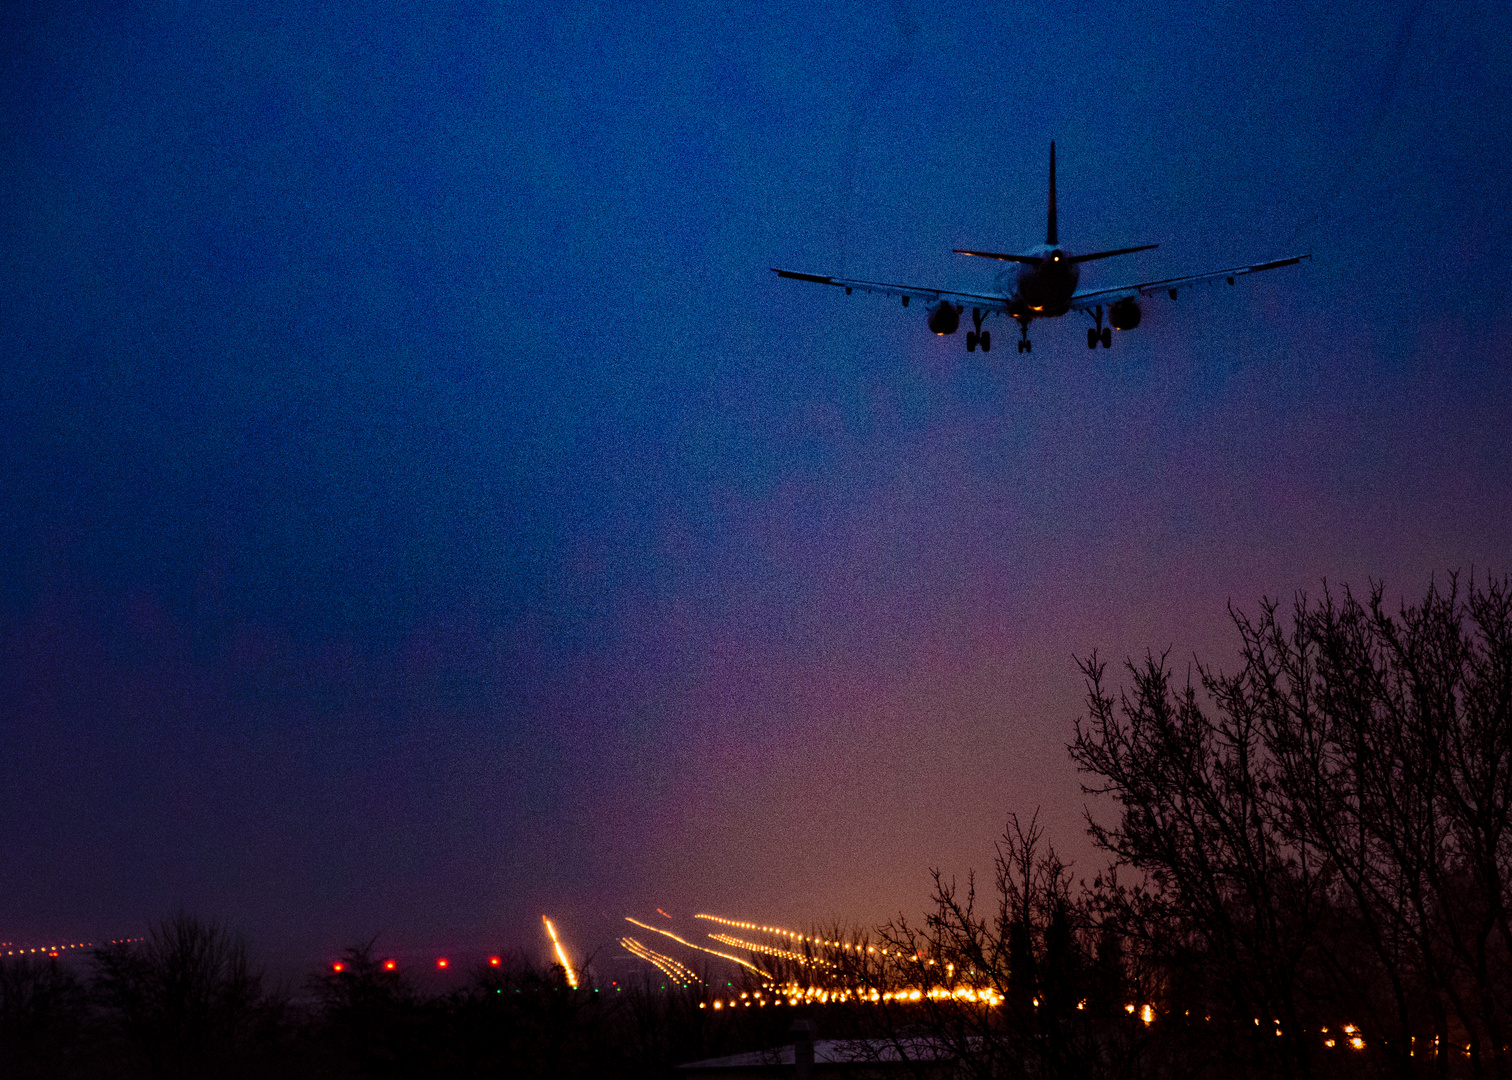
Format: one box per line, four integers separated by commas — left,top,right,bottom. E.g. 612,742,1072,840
1016,317,1033,353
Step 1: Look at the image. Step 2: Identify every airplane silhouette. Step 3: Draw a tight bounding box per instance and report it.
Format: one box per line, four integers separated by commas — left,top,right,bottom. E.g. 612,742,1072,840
773,142,1308,353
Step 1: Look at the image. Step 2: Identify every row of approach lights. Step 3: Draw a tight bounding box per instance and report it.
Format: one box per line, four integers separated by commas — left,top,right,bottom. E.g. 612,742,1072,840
328,916,580,990
4,938,142,957
332,955,504,974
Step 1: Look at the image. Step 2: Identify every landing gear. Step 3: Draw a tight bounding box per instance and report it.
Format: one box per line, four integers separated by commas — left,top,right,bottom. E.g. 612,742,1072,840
1087,306,1114,349
966,308,990,353
1016,318,1032,353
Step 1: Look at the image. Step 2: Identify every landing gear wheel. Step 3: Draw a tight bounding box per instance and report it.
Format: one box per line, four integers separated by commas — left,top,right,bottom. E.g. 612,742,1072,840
979,330,990,352
1101,327,1112,349
966,331,978,352
1017,340,1025,354
1026,339,1032,353
1088,328,1099,349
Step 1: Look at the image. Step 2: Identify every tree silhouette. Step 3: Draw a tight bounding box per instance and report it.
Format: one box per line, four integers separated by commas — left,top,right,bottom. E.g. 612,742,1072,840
1072,573,1512,1080
91,912,269,1080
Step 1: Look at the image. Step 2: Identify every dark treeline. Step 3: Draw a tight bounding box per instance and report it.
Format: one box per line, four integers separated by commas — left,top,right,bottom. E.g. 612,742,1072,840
0,915,834,1079
755,574,1512,1080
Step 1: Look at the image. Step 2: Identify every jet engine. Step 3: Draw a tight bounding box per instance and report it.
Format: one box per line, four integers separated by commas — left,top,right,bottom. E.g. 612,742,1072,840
928,302,962,335
1110,298,1142,330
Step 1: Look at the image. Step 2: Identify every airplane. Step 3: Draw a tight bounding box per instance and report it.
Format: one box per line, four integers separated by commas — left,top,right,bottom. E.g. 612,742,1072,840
771,142,1309,354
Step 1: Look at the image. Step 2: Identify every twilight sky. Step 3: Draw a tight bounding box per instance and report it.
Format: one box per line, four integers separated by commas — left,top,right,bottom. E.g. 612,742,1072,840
4,0,1510,979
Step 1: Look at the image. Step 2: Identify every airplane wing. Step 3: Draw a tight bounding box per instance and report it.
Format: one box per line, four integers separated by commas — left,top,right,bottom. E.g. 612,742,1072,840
770,268,1007,312
1068,254,1310,311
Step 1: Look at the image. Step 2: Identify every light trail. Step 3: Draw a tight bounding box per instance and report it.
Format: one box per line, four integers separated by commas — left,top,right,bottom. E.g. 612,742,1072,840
691,914,1003,1007
541,916,578,989
695,913,873,953
706,932,835,969
623,918,769,979
620,937,700,984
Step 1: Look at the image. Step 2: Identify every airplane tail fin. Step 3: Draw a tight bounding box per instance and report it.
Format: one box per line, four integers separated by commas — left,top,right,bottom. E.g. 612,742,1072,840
1047,141,1057,246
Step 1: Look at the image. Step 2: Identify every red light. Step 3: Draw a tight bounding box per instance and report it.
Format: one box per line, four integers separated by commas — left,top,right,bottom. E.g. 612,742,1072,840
436,958,449,969
332,962,345,973
383,959,397,971
489,956,501,966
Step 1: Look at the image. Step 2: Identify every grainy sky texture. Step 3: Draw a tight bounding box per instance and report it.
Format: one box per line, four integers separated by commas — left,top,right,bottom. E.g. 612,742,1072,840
4,0,1510,977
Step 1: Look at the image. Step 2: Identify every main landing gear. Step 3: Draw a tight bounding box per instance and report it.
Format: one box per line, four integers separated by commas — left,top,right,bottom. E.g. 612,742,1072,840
965,307,991,352
1086,305,1113,349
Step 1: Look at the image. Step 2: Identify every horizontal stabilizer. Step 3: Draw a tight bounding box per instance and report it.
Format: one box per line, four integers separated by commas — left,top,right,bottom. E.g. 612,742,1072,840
953,249,1042,265
1069,244,1158,264
773,269,838,283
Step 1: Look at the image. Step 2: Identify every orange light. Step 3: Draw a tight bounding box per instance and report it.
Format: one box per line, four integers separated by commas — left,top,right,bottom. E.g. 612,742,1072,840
383,959,397,971
489,956,501,966
436,958,449,969
332,962,345,973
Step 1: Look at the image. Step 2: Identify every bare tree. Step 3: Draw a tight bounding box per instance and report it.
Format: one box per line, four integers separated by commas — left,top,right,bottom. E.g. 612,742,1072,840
92,912,267,1080
753,814,1165,1080
1072,574,1512,1080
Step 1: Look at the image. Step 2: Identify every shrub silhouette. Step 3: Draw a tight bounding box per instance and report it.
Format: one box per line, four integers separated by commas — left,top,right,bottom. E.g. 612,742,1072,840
0,955,89,1079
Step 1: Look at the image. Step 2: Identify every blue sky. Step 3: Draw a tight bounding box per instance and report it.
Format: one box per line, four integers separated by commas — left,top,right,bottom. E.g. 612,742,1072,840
3,0,1509,976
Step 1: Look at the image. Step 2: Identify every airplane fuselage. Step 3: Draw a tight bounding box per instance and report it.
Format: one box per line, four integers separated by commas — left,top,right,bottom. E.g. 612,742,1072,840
996,245,1080,319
